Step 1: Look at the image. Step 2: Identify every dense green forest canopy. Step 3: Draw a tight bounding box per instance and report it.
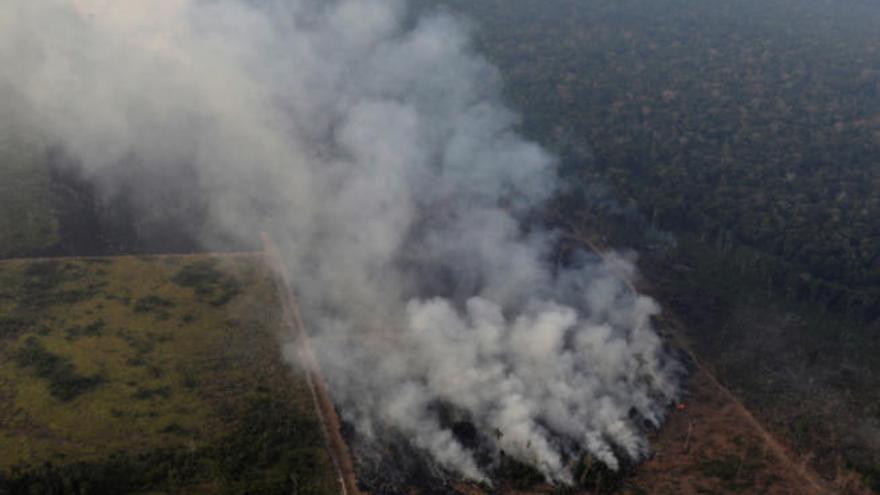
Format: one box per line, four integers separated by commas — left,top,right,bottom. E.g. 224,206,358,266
413,0,880,319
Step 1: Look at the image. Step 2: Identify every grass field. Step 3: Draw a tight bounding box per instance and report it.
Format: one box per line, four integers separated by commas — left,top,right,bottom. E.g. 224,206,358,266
0,255,338,494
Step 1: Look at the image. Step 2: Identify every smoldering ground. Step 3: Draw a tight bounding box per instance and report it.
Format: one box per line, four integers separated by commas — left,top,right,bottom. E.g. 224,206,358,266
1,0,681,484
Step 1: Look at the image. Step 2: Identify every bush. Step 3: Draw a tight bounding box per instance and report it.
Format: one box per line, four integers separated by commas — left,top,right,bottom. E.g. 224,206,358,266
65,320,105,340
574,455,629,494
13,336,104,401
172,260,224,290
133,296,175,315
0,315,36,339
172,260,241,307
132,386,172,400
495,454,545,489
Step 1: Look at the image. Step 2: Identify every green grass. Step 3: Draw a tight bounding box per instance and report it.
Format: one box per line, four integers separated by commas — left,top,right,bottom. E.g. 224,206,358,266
172,259,242,307
13,335,106,401
0,255,338,494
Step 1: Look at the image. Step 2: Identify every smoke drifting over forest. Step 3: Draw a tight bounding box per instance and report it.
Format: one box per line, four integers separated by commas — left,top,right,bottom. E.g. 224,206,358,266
1,0,681,482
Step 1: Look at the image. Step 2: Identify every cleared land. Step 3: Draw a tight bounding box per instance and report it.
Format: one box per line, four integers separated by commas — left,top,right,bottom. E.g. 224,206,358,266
446,228,864,495
0,217,863,494
0,252,861,495
0,255,338,494
623,333,841,495
451,340,849,495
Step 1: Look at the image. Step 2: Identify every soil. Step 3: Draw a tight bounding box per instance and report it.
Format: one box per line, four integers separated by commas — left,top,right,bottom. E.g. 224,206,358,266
624,330,842,495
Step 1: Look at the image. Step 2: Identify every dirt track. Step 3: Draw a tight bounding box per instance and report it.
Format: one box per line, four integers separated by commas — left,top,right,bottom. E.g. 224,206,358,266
261,233,362,495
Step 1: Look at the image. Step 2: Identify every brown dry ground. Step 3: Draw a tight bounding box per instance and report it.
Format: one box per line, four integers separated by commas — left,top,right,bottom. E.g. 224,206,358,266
625,315,872,495
625,353,833,495
455,356,851,495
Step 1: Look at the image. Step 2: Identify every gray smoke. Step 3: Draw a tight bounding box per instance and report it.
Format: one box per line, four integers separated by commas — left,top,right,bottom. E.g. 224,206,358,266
1,0,681,483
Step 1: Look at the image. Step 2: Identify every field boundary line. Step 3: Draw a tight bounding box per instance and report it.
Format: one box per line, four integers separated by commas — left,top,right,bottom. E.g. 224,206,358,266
261,233,361,495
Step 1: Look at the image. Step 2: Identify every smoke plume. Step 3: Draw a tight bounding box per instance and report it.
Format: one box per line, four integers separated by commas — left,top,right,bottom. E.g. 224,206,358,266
1,0,681,483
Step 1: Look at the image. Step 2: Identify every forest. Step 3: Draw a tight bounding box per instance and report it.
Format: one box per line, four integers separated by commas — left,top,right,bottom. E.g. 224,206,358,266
411,0,880,489
413,0,880,322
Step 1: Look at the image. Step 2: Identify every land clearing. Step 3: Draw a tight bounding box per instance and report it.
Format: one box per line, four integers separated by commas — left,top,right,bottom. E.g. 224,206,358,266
454,336,842,495
0,254,338,494
556,226,869,495
0,246,866,495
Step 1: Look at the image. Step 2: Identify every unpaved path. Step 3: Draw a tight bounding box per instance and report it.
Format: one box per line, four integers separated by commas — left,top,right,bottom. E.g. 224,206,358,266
261,233,362,495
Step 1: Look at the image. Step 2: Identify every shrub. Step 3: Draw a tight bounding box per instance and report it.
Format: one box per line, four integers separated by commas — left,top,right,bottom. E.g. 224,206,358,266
13,336,104,401
0,315,36,339
65,320,105,340
133,296,175,314
172,260,241,307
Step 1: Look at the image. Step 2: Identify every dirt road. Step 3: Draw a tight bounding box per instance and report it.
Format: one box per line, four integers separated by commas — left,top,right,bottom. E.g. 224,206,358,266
261,233,362,495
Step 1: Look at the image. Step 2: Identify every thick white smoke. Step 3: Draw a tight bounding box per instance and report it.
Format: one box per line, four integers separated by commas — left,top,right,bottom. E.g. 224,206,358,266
1,0,681,483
